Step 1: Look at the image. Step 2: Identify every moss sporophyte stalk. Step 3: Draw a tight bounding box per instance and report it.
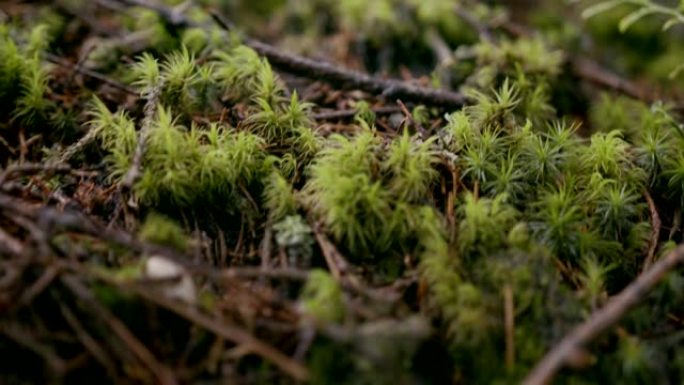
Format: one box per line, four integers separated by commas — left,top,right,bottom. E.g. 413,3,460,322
3,1,684,384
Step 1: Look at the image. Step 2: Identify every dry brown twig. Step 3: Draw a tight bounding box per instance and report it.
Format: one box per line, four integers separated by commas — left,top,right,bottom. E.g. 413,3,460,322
87,269,310,382
523,242,684,385
642,190,662,272
397,99,427,139
0,162,72,186
455,7,655,102
311,222,402,303
57,301,120,379
46,54,137,95
312,106,401,121
111,0,466,108
61,274,179,385
122,80,164,189
503,283,515,371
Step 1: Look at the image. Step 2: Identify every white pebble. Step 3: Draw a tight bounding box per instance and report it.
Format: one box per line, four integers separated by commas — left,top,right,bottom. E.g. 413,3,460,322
144,255,197,304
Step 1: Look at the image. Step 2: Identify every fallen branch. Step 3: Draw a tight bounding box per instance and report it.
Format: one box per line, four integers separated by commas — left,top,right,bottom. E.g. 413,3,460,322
642,190,662,272
214,15,466,108
522,242,684,385
453,7,656,103
495,20,653,102
46,53,137,95
571,57,649,102
0,162,72,186
88,268,310,382
503,283,515,371
113,0,466,108
121,80,163,189
61,274,178,385
312,106,401,121
311,222,401,303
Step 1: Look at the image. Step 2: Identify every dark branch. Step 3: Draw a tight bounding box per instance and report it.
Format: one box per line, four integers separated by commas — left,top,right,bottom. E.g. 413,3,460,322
113,0,466,108
523,242,684,385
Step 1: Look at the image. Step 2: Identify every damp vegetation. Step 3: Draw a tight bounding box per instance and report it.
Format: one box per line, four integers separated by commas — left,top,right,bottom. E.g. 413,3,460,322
3,1,684,384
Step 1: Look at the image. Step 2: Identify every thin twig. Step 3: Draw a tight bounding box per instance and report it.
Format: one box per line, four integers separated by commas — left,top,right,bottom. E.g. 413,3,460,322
0,162,71,186
642,190,662,271
220,266,309,281
61,275,179,385
19,266,61,306
457,7,655,103
397,99,427,139
455,8,494,42
523,242,684,385
89,270,310,382
312,106,401,121
122,81,163,188
213,13,466,108
113,1,466,108
572,57,648,101
46,54,137,95
496,21,652,102
0,226,25,256
311,223,344,281
503,283,515,371
0,322,67,375
58,301,120,379
311,222,399,302
58,128,102,164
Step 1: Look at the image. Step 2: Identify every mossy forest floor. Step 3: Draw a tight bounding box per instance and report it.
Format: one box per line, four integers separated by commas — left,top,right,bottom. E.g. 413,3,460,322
4,0,684,384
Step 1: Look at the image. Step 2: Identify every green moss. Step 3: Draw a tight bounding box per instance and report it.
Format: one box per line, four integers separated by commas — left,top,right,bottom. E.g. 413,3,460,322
298,269,345,323
138,213,189,251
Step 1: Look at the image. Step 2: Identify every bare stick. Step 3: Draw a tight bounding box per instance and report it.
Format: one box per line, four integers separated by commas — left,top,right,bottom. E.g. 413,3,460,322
312,106,401,121
215,15,466,108
454,7,655,103
46,54,137,95
62,275,179,385
571,57,648,101
503,283,515,371
495,20,652,102
88,270,310,382
522,242,684,385
642,190,662,271
122,81,163,188
0,322,67,375
0,163,72,186
58,128,101,164
58,302,119,379
113,0,465,108
260,221,273,270
0,226,26,256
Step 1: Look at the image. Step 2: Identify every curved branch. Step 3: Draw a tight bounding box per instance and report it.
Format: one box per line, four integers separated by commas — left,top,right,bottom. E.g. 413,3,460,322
523,242,684,385
114,0,466,108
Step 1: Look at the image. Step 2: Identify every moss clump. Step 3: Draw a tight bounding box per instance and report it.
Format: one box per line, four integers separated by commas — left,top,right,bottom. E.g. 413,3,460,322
138,213,189,251
0,24,52,129
305,128,437,259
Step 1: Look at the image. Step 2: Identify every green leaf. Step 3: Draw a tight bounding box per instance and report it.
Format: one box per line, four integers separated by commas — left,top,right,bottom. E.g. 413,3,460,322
663,17,683,31
581,0,624,20
619,8,658,33
669,62,684,79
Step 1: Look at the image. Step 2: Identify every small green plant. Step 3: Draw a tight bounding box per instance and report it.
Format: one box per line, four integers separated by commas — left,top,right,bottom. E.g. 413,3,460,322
263,172,298,221
457,192,518,260
0,23,53,129
138,213,189,251
583,0,684,34
305,127,438,258
89,97,137,181
274,215,315,267
583,0,684,77
298,269,345,323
